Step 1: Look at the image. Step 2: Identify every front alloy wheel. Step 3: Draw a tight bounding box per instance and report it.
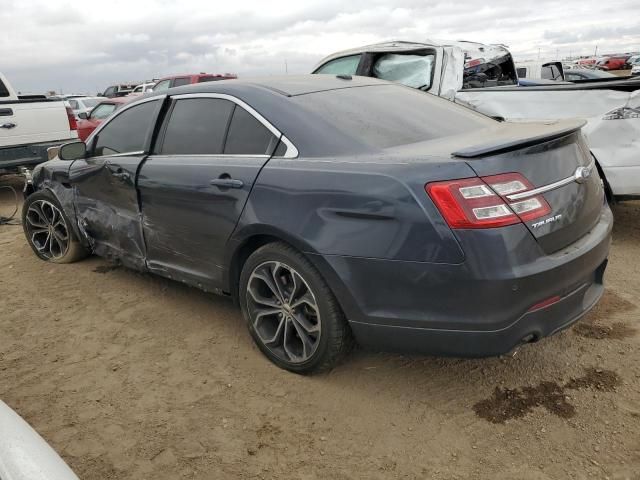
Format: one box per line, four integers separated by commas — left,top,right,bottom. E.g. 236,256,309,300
24,200,70,260
22,191,88,264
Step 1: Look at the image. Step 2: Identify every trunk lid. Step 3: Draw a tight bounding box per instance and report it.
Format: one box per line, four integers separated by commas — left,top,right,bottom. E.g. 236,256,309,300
458,121,603,253
387,119,604,253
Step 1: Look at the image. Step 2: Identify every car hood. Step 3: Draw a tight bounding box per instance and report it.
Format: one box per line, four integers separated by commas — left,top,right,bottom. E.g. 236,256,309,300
0,400,78,480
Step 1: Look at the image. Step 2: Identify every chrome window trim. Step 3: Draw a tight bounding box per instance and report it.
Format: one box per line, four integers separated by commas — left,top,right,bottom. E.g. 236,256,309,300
86,95,167,146
93,150,145,159
150,154,270,160
506,162,595,201
170,92,299,159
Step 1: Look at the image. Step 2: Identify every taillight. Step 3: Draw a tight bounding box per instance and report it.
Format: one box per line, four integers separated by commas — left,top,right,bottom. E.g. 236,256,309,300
426,173,551,229
65,107,77,131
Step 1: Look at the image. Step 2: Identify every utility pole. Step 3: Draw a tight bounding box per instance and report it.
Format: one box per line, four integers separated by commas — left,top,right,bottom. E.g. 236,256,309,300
285,60,288,74
594,45,598,57
538,47,541,60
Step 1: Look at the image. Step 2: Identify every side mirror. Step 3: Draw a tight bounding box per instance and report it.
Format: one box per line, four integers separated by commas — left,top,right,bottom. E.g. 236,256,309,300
58,140,87,161
78,112,88,120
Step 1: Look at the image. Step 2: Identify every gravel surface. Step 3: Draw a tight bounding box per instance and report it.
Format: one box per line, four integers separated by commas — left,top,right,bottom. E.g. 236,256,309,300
1,175,639,479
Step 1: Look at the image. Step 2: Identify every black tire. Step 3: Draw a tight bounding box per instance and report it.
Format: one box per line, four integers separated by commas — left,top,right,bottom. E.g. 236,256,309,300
239,242,353,374
22,190,88,264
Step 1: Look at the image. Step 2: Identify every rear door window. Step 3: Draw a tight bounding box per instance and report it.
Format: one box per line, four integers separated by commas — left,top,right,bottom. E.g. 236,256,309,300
372,53,435,90
160,98,234,155
93,101,159,156
224,106,277,155
315,55,361,75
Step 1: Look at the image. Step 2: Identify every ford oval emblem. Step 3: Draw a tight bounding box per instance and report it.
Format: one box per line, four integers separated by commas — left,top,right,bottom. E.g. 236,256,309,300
574,166,592,184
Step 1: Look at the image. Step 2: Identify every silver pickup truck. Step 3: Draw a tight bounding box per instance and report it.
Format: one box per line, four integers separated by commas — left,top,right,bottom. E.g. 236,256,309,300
314,40,640,200
0,72,78,173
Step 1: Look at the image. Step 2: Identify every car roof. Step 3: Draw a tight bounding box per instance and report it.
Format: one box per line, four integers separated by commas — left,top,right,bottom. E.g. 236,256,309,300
157,73,236,81
149,74,387,97
98,96,131,105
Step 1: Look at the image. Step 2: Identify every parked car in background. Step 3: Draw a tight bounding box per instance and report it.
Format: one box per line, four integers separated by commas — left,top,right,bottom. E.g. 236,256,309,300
596,56,629,71
515,61,565,81
151,73,237,92
0,72,78,173
76,97,130,141
129,81,157,96
100,83,138,98
314,40,640,200
629,55,640,76
24,75,611,373
577,57,600,67
66,96,103,119
0,400,78,480
564,68,618,81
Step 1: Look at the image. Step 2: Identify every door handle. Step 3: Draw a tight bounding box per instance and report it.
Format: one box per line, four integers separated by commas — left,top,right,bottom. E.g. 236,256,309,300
0,108,13,116
210,176,244,189
0,122,17,129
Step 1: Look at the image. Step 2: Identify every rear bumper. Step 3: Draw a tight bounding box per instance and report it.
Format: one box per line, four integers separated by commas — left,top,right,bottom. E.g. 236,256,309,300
349,261,605,356
310,205,613,356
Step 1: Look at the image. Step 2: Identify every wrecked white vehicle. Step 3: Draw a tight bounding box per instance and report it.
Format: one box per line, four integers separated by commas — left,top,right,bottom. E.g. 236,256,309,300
0,400,78,480
314,41,640,200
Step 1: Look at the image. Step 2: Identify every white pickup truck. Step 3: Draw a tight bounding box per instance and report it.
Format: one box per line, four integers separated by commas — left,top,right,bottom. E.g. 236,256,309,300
0,72,78,173
314,41,640,200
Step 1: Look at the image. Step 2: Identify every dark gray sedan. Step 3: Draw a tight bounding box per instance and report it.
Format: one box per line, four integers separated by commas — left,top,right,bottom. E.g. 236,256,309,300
22,75,612,373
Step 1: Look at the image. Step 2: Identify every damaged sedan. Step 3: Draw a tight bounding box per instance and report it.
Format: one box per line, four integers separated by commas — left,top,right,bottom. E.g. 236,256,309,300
22,75,612,373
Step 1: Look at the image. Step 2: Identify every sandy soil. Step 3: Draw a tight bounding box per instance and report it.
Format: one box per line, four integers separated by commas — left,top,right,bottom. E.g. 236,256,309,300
1,174,639,479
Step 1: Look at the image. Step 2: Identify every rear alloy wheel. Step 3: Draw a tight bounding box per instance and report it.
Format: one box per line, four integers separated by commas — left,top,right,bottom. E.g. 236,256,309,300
240,243,352,374
247,261,321,363
22,191,88,264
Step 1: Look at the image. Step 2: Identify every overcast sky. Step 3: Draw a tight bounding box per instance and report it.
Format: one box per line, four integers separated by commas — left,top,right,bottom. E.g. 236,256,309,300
2,0,639,93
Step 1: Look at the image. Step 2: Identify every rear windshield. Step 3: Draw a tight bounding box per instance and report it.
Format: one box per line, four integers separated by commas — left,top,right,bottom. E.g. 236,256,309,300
292,84,494,149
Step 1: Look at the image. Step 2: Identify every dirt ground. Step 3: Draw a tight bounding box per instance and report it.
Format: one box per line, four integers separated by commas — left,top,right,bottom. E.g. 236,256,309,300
1,174,639,480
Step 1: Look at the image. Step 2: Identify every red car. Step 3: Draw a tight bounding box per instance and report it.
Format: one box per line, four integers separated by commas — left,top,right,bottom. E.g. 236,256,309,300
76,97,131,141
596,56,629,71
152,73,237,92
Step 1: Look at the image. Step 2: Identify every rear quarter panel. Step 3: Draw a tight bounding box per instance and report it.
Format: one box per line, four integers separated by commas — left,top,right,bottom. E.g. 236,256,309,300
232,156,475,264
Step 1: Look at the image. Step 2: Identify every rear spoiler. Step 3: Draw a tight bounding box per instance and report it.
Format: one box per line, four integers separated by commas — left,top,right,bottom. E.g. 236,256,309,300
453,120,586,158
